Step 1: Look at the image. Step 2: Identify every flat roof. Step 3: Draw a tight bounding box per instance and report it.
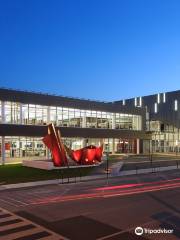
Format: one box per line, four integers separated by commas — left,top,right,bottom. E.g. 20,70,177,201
0,87,145,115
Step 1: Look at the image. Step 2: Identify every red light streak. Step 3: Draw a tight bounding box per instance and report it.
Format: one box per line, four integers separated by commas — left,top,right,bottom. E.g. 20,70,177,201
95,177,180,191
28,178,180,206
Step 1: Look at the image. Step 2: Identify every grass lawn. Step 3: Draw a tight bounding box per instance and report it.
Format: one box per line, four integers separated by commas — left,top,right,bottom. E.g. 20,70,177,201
0,164,95,185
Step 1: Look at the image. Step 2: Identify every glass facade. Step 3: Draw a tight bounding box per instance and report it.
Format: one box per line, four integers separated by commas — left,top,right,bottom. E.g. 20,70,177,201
23,104,48,125
0,101,142,130
0,136,46,164
115,113,141,130
0,99,142,164
4,102,21,124
146,121,180,153
0,136,138,164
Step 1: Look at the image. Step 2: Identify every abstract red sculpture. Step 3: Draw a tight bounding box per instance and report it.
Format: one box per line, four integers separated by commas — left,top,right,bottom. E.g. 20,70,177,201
65,145,103,165
43,123,68,167
43,123,103,167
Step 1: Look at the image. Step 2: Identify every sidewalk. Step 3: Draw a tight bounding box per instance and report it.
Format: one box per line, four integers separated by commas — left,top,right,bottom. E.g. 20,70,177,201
118,165,179,176
0,174,106,191
111,161,124,176
0,164,179,191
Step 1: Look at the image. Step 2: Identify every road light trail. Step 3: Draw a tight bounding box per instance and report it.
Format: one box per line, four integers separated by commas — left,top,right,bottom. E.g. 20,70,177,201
95,177,180,191
28,178,180,206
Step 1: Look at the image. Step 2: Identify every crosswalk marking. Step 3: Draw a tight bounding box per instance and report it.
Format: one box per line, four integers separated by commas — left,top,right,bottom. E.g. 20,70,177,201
0,213,11,219
0,228,43,240
0,218,23,227
0,215,17,223
0,207,67,240
0,224,36,236
0,220,33,231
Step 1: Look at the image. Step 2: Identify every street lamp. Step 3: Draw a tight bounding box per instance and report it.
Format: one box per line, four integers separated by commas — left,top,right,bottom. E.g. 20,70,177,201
106,138,110,184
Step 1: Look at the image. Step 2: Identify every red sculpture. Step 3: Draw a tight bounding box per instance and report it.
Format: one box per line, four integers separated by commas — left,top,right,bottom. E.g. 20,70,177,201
65,145,103,165
43,123,103,167
43,123,68,167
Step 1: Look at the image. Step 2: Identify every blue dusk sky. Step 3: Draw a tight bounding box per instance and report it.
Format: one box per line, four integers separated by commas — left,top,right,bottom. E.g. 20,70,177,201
0,0,180,101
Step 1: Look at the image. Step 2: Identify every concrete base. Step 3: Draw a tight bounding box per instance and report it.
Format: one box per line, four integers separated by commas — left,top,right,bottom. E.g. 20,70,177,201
22,159,102,170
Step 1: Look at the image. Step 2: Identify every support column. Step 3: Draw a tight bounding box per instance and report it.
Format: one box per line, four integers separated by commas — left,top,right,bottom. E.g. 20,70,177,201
46,106,50,158
47,106,50,124
99,138,104,147
82,138,88,147
46,147,50,159
1,136,5,165
112,113,115,129
20,103,23,124
82,113,86,128
112,139,115,154
1,101,5,123
136,139,140,154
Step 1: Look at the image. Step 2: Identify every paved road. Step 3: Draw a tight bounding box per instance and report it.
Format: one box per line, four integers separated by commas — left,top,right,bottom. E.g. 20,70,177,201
1,170,180,239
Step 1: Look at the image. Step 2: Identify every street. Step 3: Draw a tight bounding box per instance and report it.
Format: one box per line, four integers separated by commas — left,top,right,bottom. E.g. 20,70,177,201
0,170,180,239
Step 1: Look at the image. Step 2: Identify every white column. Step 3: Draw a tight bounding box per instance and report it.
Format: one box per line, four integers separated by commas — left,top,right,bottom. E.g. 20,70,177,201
136,139,140,154
82,139,87,147
20,103,23,124
46,147,50,159
82,112,86,128
99,138,104,146
1,101,5,123
47,106,50,124
1,136,5,165
45,106,51,158
112,139,115,154
112,113,115,129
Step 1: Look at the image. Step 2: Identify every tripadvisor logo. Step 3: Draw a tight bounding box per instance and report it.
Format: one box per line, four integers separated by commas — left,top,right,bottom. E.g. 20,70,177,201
135,227,143,236
135,227,173,236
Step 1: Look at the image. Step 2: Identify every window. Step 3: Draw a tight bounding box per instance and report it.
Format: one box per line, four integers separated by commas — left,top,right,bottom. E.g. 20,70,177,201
163,93,166,103
139,97,142,107
1,101,142,131
50,107,57,125
122,100,125,106
175,100,178,111
157,94,160,104
134,98,137,107
154,103,158,113
5,102,20,124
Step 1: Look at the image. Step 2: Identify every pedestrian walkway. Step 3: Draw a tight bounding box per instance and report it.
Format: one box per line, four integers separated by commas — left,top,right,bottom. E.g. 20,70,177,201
0,208,66,240
118,165,179,176
111,161,124,176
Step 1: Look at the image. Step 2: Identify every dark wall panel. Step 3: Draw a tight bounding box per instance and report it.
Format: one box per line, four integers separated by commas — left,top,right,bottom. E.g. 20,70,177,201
0,88,145,116
114,90,180,129
0,124,151,139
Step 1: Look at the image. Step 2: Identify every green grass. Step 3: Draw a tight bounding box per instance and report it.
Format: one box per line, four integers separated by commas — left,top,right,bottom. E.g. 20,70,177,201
0,164,94,185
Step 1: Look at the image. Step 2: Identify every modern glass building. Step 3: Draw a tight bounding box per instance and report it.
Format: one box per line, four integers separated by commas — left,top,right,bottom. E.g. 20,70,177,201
2,88,180,165
0,88,148,164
